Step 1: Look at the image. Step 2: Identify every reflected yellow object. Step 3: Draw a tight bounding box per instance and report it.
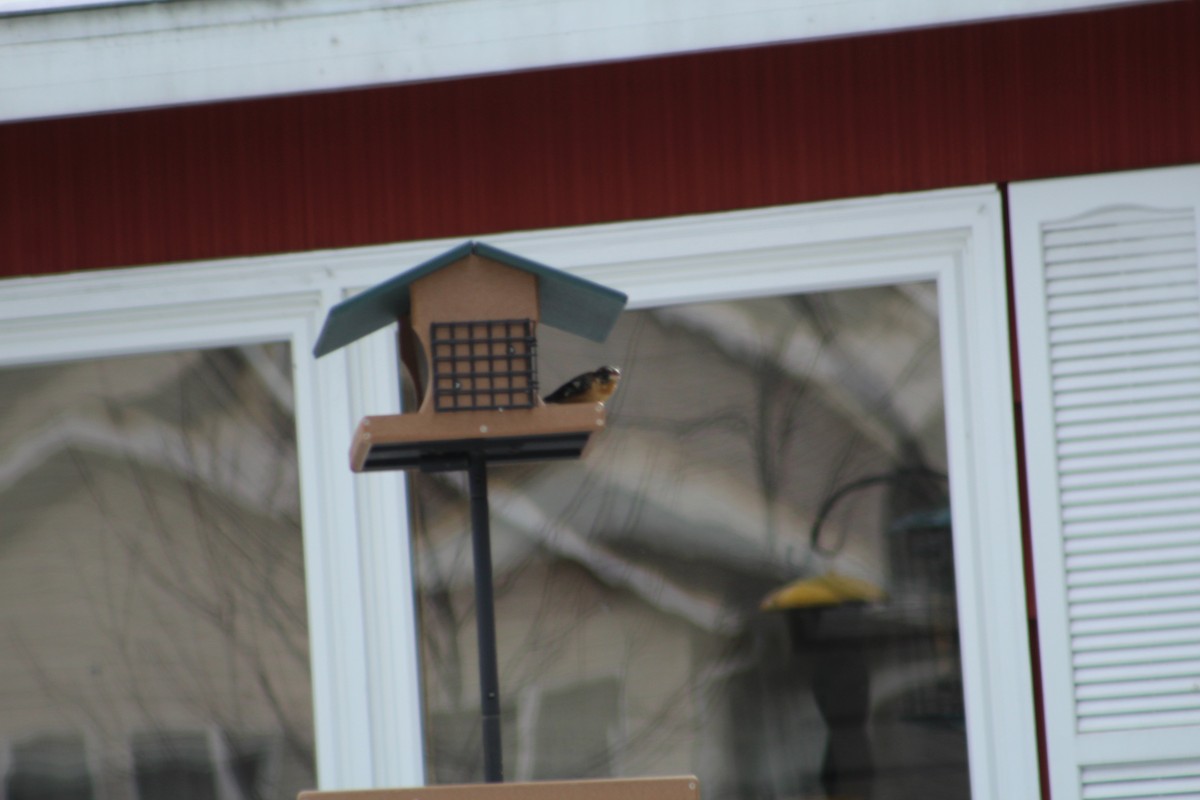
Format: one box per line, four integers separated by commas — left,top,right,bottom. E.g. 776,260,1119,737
759,572,885,610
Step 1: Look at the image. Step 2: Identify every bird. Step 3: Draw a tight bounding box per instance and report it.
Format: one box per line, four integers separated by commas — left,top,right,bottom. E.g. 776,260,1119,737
543,365,621,406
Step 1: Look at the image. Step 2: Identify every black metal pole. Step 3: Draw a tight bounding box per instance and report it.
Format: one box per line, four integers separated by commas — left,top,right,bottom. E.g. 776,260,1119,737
467,450,504,783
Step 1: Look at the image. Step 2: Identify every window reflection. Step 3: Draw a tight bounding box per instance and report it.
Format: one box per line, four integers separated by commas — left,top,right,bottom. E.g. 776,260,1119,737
412,284,970,799
0,345,314,800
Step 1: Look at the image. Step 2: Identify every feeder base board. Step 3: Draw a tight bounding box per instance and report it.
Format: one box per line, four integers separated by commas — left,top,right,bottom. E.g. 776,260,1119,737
350,404,607,472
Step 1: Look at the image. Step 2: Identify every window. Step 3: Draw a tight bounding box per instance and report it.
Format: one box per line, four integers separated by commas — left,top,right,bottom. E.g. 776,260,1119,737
0,346,312,800
399,187,1038,798
0,185,1037,796
0,260,422,791
130,730,282,800
411,285,970,798
526,678,622,780
6,735,94,800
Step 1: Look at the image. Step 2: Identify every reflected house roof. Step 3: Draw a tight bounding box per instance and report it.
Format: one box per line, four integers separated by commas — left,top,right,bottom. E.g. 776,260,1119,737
417,446,805,635
0,282,944,644
413,284,948,634
0,348,301,531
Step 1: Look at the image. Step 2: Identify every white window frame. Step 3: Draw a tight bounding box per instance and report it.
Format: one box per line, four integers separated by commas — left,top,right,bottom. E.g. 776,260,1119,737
0,259,416,791
0,185,1038,797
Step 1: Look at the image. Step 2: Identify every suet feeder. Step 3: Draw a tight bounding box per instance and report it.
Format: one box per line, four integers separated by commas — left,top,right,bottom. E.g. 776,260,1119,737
314,241,627,783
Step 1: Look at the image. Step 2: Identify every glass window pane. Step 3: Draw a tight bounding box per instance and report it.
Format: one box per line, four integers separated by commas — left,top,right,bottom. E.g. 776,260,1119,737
132,732,215,800
412,284,971,798
7,735,94,800
0,345,315,800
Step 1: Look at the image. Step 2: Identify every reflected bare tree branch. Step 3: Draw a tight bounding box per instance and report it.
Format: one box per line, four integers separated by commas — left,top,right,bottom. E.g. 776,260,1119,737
0,345,314,800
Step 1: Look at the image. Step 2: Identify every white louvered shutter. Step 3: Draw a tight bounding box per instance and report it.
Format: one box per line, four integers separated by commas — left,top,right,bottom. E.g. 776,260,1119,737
1010,165,1200,800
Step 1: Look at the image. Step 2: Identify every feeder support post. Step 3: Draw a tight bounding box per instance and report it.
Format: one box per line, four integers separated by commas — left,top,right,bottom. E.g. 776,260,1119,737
468,449,504,783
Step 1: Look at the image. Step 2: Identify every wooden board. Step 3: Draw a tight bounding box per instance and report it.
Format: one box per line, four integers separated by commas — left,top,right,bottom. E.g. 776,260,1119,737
300,776,700,800
350,403,607,472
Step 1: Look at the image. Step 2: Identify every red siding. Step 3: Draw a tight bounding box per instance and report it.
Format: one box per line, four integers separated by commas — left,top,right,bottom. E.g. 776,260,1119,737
1,0,1198,277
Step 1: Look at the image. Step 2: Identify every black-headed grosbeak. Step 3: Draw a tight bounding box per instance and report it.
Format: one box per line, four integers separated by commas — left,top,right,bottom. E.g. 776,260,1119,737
543,365,621,405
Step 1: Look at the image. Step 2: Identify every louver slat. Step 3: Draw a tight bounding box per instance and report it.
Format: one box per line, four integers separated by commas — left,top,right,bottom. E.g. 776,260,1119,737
1062,496,1200,523
1075,658,1200,684
1081,759,1200,800
1069,594,1200,621
1077,694,1200,721
1045,234,1196,263
1072,608,1200,637
1068,544,1200,571
1067,527,1200,555
1049,283,1200,313
1067,558,1200,589
1061,462,1200,491
1059,443,1200,474
1054,363,1200,392
1062,477,1200,506
1040,204,1200,739
1051,300,1200,329
1064,511,1200,540
1047,266,1197,297
1057,412,1200,441
1053,348,1200,377
1043,215,1195,246
1077,708,1200,733
1052,330,1200,361
1076,674,1200,700
1055,396,1200,425
1073,625,1200,652
1049,315,1198,344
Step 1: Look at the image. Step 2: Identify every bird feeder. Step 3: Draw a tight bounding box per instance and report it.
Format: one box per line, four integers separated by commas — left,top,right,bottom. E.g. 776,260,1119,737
313,240,627,783
314,240,627,473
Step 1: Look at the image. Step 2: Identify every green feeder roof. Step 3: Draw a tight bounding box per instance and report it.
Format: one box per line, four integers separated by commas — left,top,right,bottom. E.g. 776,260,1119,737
313,241,628,358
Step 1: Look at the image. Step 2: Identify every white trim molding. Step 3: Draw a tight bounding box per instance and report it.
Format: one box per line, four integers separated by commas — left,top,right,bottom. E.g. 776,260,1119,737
0,185,1038,796
0,263,397,790
0,0,1157,123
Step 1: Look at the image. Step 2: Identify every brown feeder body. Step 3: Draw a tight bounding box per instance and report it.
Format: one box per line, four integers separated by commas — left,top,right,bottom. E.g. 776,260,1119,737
410,255,540,414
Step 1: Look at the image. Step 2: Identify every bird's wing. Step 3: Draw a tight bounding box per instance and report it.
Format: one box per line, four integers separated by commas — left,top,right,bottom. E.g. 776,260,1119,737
544,373,592,403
